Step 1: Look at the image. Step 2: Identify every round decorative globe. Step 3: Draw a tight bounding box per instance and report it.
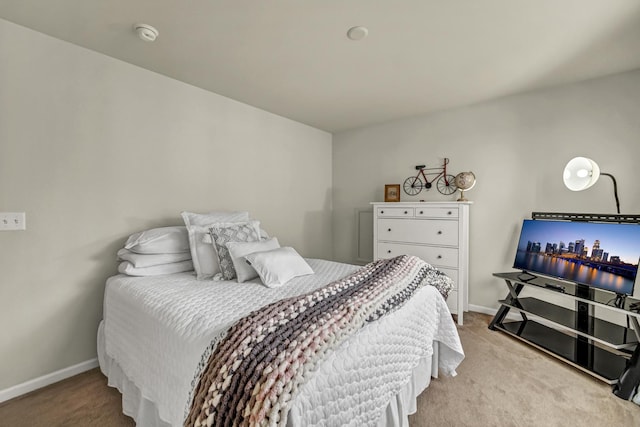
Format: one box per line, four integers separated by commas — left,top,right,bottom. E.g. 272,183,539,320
454,172,476,201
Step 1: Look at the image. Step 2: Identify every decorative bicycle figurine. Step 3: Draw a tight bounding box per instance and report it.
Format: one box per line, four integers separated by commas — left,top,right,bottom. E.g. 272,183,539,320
403,158,457,196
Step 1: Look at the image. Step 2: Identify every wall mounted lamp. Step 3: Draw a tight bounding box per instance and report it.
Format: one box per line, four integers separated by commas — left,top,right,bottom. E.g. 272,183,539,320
562,156,620,214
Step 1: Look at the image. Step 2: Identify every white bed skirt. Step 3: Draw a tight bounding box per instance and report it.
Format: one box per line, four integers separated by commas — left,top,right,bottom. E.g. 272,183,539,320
97,321,438,427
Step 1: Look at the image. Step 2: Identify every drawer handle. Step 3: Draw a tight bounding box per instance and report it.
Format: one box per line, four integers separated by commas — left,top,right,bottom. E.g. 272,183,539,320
437,230,443,235
388,228,392,232
419,210,423,214
380,210,384,214
387,250,392,254
447,211,452,215
404,210,408,214
437,255,443,259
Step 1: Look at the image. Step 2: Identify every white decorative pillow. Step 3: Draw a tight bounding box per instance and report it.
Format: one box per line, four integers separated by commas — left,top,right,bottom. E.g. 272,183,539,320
118,260,194,276
209,221,261,280
124,226,190,254
117,248,192,268
181,211,250,280
226,238,281,283
244,247,314,288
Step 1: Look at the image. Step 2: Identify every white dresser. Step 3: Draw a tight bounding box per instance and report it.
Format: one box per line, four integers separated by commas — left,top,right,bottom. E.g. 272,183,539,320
372,201,471,325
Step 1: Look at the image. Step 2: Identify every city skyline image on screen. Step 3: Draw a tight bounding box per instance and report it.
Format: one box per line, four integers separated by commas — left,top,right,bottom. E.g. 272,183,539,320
513,219,640,295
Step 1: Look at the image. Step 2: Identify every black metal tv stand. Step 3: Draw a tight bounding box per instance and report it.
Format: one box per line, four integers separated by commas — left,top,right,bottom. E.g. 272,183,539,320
489,212,640,400
489,272,640,394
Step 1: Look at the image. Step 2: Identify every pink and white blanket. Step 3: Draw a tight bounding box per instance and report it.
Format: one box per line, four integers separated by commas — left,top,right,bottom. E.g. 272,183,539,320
185,255,453,427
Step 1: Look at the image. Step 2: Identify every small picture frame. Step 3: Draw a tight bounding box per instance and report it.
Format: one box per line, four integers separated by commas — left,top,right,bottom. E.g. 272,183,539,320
384,184,401,202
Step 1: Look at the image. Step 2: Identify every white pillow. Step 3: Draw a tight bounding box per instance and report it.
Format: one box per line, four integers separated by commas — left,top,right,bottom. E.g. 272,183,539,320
117,248,192,268
181,211,250,280
124,226,190,254
209,221,261,280
118,260,194,276
244,247,314,288
226,238,280,283
181,211,249,227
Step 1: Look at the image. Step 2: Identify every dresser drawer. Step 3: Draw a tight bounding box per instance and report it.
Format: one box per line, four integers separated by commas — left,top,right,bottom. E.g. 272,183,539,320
377,242,458,268
415,207,458,219
377,218,458,246
376,207,414,218
446,289,459,314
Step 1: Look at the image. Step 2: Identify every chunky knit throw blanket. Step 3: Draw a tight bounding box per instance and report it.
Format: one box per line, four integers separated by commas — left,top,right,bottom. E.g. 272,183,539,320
185,255,453,427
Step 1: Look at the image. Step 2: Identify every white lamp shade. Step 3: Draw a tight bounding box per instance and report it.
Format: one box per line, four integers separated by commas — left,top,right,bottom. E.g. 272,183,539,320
563,157,600,191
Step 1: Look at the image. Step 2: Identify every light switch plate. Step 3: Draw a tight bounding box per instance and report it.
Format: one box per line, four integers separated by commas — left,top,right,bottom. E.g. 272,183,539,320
0,212,26,231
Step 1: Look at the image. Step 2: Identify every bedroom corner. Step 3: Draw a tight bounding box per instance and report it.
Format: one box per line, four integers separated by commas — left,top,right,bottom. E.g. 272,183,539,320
0,16,332,398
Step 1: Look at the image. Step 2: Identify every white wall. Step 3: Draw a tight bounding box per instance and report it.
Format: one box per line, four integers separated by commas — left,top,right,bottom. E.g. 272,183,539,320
333,70,640,311
3,15,640,397
0,19,332,391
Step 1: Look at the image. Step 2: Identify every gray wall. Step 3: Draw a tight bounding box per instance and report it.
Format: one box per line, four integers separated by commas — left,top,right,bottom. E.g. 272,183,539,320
0,19,332,390
333,70,640,311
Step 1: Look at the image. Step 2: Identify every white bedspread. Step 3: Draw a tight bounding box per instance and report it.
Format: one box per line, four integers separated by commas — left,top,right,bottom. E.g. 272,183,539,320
101,258,464,426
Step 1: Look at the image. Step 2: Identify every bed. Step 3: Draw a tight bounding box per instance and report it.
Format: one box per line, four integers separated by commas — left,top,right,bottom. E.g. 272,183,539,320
97,256,464,426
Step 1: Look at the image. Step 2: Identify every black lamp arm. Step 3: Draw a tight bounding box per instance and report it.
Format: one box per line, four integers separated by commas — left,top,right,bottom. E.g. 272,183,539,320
600,172,620,214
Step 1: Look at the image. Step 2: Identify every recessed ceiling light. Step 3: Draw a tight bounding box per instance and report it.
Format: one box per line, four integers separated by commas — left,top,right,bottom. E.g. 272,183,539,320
347,26,368,41
133,24,159,42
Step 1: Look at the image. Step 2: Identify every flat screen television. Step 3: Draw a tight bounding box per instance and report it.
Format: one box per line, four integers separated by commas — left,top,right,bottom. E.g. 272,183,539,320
513,219,640,296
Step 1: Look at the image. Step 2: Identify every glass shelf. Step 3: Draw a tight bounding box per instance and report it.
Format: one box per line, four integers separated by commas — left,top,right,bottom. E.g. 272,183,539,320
498,297,637,349
495,320,626,384
493,271,640,314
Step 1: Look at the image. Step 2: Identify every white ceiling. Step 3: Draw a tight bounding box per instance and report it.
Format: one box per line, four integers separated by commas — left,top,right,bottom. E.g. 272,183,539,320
2,1,640,132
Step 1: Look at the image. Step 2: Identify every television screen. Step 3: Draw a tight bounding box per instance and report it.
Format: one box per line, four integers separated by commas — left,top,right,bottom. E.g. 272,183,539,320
513,219,640,295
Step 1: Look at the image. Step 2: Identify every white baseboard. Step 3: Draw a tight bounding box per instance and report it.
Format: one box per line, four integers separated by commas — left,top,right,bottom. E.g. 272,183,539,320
469,304,498,316
468,304,521,321
0,358,99,404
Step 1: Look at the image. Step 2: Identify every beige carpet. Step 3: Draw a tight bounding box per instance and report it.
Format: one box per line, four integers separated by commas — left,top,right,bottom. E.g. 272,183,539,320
1,312,638,426
409,312,640,427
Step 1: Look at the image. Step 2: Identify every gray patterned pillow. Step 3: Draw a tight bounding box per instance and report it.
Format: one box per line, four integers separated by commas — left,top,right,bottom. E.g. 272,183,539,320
209,221,261,280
